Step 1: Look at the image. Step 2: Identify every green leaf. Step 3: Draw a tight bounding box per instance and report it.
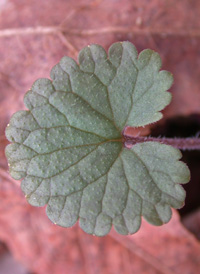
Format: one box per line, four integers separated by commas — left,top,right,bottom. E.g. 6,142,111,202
5,41,190,236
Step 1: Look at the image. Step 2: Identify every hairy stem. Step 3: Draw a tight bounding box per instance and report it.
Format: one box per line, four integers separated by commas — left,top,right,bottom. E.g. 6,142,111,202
123,135,200,150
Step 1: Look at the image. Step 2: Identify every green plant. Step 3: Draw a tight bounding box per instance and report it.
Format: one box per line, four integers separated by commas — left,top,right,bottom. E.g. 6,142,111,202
6,41,197,236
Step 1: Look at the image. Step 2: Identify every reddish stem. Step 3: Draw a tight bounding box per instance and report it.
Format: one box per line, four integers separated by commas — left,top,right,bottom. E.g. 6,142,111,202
123,135,200,150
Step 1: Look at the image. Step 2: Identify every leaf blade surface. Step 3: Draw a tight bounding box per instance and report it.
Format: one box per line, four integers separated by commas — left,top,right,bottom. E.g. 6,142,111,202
5,42,190,236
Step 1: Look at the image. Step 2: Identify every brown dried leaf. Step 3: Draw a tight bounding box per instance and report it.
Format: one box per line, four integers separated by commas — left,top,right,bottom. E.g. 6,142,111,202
0,176,200,274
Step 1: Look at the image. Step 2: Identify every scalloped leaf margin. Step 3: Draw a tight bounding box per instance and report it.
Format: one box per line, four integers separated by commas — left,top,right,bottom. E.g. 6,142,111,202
5,41,190,236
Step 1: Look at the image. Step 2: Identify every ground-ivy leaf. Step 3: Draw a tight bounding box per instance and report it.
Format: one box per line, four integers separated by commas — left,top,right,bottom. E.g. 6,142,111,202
5,41,190,236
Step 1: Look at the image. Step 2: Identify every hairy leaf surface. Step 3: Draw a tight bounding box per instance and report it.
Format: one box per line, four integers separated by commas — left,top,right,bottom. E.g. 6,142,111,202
5,42,190,236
